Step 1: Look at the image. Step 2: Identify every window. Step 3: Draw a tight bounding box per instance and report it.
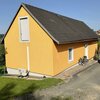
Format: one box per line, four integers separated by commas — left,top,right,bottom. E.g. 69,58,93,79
19,17,29,41
68,48,73,61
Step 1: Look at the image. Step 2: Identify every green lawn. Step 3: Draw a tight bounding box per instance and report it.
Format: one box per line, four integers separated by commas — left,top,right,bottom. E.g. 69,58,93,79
0,77,62,99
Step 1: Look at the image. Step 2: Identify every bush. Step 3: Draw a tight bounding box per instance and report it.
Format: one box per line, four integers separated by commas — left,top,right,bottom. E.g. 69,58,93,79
0,44,5,65
94,40,100,61
51,96,72,100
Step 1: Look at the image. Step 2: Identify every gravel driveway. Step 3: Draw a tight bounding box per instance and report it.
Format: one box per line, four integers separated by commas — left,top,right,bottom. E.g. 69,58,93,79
34,63,100,100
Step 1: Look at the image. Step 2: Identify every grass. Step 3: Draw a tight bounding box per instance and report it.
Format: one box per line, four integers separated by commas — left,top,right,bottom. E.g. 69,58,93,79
0,77,62,99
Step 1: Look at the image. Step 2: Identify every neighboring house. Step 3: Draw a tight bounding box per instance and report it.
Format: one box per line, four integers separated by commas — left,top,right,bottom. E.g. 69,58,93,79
2,3,98,77
96,30,100,37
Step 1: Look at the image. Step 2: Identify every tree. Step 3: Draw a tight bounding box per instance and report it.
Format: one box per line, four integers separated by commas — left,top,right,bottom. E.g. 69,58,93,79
0,34,5,66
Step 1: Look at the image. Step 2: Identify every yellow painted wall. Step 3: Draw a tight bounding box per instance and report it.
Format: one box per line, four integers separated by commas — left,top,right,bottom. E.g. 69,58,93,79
4,7,54,76
53,42,97,75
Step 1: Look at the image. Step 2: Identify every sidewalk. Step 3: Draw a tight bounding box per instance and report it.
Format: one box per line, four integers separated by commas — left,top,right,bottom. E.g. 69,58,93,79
54,60,97,80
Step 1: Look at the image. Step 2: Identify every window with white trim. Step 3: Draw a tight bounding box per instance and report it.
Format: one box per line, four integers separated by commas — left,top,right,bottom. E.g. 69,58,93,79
19,17,29,41
68,48,73,61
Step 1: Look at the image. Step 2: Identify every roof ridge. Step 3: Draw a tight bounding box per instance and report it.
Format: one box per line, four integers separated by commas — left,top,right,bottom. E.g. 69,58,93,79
22,3,81,23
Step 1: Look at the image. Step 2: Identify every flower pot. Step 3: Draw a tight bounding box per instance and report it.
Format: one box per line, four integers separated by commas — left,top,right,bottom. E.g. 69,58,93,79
98,59,100,63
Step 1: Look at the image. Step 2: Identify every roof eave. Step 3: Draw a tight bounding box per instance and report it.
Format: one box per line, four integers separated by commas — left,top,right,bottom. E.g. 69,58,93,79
59,38,98,44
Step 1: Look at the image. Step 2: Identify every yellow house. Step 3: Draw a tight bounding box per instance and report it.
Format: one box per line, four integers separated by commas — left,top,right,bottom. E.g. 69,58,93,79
2,3,98,77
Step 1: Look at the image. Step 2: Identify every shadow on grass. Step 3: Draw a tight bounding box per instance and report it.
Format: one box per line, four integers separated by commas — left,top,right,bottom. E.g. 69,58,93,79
14,83,42,100
0,83,16,100
0,82,41,100
0,83,43,100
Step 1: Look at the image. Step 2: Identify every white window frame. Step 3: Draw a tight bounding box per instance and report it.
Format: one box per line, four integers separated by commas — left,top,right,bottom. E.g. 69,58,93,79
18,16,30,42
68,48,74,62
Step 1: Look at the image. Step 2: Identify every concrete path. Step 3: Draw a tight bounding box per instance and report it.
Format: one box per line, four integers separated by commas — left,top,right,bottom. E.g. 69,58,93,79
35,63,100,100
54,60,97,79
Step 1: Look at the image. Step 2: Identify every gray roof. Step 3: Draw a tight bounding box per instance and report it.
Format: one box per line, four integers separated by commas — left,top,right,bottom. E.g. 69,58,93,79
2,3,98,44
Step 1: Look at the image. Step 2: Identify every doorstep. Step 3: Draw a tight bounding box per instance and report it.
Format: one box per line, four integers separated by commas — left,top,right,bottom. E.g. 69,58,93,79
54,60,97,80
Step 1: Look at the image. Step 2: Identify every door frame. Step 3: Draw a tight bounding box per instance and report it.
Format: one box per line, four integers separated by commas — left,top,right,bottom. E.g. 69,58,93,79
84,44,88,59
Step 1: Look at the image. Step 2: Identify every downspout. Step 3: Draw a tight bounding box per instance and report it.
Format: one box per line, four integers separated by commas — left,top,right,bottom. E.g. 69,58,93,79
27,46,30,71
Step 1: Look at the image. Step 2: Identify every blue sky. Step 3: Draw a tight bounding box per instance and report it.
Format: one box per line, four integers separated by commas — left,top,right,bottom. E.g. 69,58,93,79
0,0,100,34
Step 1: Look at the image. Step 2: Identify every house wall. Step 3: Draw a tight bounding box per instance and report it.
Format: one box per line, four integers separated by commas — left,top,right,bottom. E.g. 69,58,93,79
4,7,54,76
53,42,97,75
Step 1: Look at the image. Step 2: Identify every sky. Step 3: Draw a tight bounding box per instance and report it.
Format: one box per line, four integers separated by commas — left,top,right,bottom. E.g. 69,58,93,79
0,0,100,34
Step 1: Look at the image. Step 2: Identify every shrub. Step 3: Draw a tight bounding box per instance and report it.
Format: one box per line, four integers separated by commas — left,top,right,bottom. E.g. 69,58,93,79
94,40,100,61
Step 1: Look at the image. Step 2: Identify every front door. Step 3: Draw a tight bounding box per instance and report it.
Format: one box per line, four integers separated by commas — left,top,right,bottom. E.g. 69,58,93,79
85,44,88,59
